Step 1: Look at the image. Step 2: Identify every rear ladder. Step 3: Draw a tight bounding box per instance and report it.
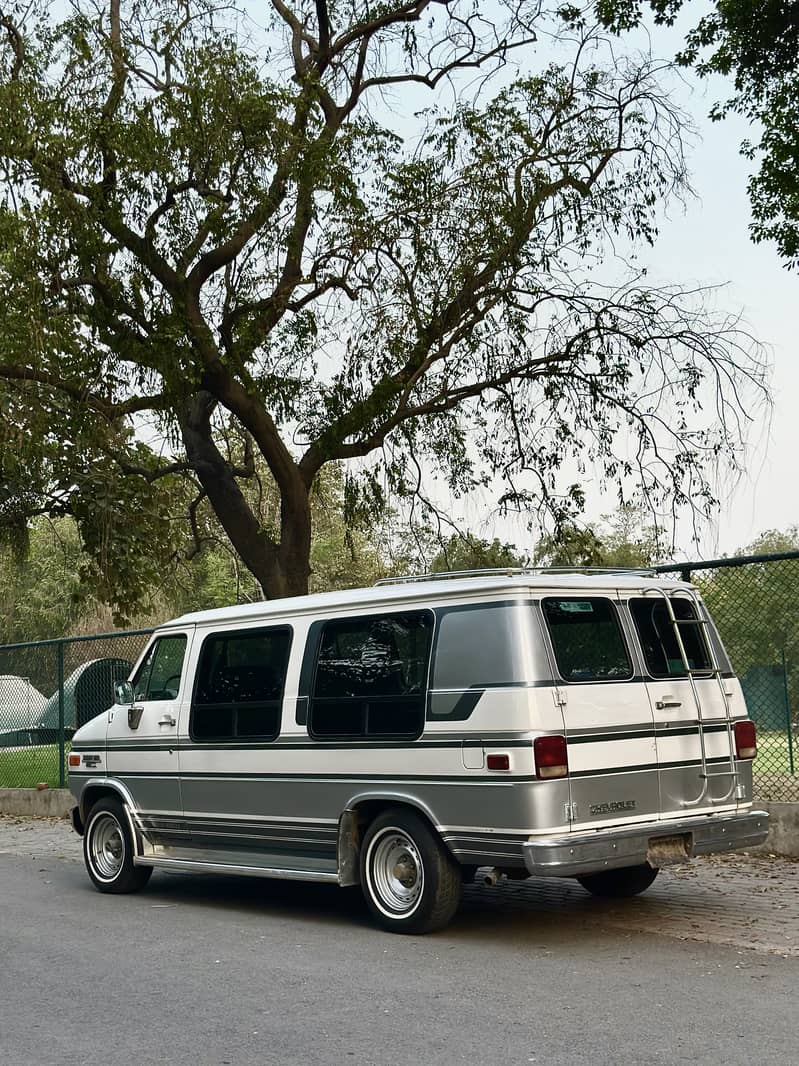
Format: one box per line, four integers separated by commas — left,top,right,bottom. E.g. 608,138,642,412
642,586,743,807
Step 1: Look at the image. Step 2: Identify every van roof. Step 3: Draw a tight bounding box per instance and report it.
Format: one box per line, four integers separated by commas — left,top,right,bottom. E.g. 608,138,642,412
165,570,692,630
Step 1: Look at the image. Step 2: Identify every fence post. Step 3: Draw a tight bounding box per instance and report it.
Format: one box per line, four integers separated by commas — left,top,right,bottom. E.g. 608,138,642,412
782,647,794,776
57,640,65,789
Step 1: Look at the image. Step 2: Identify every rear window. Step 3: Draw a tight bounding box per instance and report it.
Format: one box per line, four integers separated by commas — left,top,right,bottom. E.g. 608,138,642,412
630,597,712,678
542,598,632,682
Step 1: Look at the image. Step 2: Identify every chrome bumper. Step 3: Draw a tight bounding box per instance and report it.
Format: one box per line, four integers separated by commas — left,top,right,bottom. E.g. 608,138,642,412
522,810,769,878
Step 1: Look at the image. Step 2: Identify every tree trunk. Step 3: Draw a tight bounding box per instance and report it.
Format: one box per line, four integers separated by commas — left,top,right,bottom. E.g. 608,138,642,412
179,392,311,599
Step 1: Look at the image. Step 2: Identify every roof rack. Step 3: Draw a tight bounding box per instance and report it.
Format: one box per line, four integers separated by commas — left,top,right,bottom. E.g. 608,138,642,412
374,566,658,587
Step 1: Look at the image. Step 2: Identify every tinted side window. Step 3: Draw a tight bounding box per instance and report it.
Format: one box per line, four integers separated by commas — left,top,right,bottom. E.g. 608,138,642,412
630,598,712,678
191,627,292,741
542,598,632,682
133,636,187,701
310,612,433,739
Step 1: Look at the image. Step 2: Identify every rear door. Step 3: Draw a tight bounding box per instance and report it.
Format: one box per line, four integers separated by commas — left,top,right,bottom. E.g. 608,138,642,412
628,593,738,817
539,595,660,831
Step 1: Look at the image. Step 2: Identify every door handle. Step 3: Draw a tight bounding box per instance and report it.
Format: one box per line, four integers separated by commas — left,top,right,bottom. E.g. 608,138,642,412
656,699,682,710
158,713,177,727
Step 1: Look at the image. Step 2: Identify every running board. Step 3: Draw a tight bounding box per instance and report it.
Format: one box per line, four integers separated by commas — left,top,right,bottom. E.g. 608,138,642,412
134,855,340,884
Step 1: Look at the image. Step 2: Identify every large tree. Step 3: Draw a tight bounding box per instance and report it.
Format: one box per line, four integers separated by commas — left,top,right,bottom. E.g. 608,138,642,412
0,0,767,602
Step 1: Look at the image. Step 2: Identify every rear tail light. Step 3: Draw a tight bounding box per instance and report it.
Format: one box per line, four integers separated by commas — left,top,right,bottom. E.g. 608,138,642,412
486,753,510,771
735,720,757,760
534,734,569,779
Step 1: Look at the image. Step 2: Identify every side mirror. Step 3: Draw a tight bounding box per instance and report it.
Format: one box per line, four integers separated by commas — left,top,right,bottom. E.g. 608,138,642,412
115,680,134,705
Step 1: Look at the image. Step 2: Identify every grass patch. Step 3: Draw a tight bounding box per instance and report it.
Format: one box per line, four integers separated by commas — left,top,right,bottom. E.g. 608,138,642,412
0,744,68,789
755,730,797,778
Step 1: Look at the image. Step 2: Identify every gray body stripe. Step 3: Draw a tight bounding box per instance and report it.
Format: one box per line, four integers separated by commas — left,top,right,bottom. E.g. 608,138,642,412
116,770,540,783
570,756,734,779
567,724,733,743
75,723,733,754
76,738,536,752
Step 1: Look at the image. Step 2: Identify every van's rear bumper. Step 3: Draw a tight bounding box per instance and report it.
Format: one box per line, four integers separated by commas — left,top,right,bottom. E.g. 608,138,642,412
522,810,769,878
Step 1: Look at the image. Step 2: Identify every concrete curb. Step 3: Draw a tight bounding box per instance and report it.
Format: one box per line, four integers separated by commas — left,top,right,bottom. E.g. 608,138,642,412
0,788,73,818
750,801,799,858
1,788,797,857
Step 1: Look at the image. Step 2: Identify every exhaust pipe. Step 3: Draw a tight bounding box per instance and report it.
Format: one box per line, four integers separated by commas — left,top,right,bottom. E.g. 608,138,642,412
483,867,501,887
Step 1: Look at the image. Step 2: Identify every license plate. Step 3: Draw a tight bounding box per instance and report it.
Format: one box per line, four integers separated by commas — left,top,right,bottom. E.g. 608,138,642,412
646,834,691,866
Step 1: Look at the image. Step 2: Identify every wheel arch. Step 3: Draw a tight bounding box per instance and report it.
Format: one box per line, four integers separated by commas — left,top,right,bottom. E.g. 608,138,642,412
78,778,137,825
337,791,449,887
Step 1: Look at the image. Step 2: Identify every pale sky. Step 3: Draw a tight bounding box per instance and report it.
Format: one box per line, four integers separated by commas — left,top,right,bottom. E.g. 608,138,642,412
588,12,798,559
637,98,797,558
456,26,798,562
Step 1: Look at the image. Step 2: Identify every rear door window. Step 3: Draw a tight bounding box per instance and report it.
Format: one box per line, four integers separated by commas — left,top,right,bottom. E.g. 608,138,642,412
542,598,632,682
630,597,712,678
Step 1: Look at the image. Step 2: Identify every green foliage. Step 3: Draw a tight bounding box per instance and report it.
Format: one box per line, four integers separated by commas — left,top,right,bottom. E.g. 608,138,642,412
533,504,667,568
698,528,799,679
0,518,103,642
0,465,395,639
430,534,527,574
597,504,669,567
533,524,607,567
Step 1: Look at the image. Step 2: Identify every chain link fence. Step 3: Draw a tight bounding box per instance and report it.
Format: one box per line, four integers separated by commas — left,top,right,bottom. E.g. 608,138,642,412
656,551,799,803
0,630,153,789
1,552,798,801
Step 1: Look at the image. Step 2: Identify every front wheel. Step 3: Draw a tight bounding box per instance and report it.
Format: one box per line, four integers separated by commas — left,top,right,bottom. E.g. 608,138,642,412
83,798,152,894
360,809,462,934
577,863,659,898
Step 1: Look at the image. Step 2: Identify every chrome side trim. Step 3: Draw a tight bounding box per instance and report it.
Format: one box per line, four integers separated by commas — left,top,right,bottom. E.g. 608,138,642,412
522,810,769,878
79,777,138,819
133,855,339,883
123,803,144,861
344,789,440,825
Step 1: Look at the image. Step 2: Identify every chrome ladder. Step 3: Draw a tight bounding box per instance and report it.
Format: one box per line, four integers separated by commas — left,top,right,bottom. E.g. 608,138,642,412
643,586,743,806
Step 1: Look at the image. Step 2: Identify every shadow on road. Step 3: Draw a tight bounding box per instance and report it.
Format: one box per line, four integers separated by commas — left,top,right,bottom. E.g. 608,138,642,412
113,866,641,944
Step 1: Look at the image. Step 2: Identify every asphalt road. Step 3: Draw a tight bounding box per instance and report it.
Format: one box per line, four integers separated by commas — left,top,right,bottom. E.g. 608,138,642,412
1,836,797,1066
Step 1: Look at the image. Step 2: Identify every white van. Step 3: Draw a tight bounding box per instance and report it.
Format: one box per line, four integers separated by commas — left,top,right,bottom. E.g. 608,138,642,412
68,569,768,933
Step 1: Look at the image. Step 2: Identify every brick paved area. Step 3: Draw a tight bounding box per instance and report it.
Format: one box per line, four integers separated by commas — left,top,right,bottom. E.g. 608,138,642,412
2,814,797,956
462,852,799,958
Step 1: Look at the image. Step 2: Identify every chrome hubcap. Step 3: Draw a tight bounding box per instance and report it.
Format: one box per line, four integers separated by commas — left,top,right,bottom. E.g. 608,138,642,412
89,813,125,881
368,828,424,917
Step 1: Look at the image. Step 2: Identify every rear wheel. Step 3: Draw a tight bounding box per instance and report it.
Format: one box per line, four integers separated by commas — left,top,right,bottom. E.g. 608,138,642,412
84,797,152,894
577,863,659,898
361,809,462,934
